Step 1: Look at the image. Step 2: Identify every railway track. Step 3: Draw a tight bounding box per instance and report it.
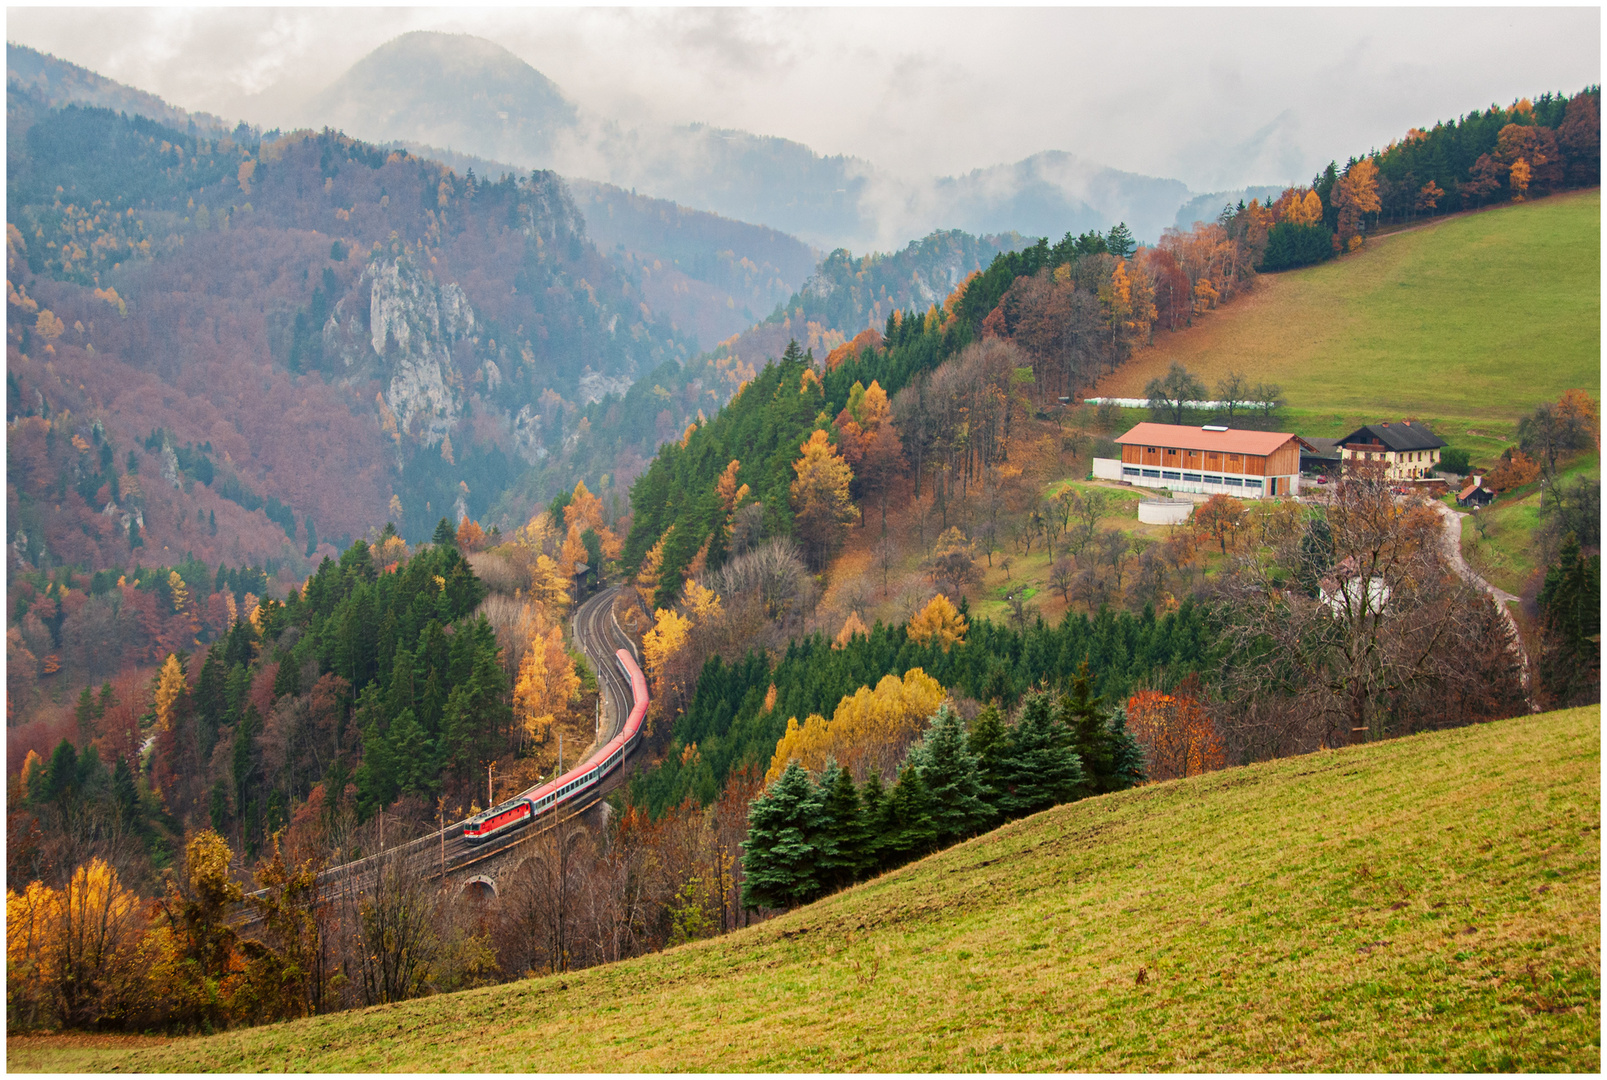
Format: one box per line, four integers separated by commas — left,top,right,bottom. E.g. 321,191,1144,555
230,586,640,923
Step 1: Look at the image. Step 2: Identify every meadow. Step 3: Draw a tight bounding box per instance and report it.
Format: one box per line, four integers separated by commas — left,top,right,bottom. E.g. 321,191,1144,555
1099,189,1601,438
13,705,1598,1073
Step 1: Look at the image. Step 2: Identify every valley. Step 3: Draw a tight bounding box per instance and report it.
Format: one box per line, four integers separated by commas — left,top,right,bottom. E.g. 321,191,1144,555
4,26,1598,1066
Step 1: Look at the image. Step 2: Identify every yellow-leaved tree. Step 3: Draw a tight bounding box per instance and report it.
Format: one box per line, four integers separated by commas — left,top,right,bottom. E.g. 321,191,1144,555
154,653,186,732
682,580,723,624
907,593,968,652
634,528,670,615
528,553,571,615
765,668,947,782
512,622,580,749
641,607,693,708
789,429,856,571
7,857,148,1029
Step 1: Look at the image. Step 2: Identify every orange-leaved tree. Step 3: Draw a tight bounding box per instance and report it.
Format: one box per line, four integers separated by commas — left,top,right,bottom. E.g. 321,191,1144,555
1125,681,1225,782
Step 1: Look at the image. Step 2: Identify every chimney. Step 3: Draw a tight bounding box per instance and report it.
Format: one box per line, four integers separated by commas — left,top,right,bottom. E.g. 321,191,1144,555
1381,421,1390,427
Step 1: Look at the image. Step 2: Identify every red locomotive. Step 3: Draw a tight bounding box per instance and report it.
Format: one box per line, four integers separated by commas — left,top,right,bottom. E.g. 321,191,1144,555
463,648,648,844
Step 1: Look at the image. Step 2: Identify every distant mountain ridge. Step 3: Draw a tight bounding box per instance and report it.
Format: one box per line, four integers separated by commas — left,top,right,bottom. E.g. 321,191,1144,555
6,40,237,136
286,32,1255,251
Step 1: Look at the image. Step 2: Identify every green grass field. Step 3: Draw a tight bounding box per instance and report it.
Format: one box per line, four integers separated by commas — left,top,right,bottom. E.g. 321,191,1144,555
1460,451,1602,595
1100,189,1601,432
15,706,1598,1073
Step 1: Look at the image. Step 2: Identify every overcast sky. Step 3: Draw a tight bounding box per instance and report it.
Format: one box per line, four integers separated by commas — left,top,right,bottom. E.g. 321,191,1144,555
7,6,1601,191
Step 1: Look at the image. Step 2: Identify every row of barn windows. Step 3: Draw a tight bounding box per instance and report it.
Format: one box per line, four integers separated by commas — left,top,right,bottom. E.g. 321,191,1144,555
1125,466,1263,489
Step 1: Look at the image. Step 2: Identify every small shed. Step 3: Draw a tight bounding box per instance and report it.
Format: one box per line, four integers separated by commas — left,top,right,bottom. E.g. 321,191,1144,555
1457,477,1494,508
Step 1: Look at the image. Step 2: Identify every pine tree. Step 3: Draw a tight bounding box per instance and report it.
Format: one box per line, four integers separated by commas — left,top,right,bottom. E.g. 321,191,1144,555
741,762,828,910
857,771,890,871
996,690,1083,820
432,517,457,546
816,761,870,889
882,763,937,865
967,702,1009,824
914,704,989,846
1106,703,1148,791
1061,661,1117,798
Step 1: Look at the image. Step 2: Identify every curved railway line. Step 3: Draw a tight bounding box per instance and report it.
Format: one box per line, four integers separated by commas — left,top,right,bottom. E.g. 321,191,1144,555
231,586,644,922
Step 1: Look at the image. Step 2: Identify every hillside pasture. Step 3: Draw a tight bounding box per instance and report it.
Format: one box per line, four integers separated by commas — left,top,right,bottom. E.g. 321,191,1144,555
1096,189,1600,429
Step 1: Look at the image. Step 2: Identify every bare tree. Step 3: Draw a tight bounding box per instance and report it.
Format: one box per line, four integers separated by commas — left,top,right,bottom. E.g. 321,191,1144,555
1100,529,1133,590
1211,469,1528,755
1050,558,1076,604
1216,370,1250,423
872,530,900,597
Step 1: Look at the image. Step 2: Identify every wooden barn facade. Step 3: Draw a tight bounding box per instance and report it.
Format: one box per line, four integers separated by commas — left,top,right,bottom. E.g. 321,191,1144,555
1112,422,1310,499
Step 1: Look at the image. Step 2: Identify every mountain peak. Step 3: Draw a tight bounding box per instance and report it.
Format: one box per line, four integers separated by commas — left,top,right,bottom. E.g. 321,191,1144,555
302,31,576,162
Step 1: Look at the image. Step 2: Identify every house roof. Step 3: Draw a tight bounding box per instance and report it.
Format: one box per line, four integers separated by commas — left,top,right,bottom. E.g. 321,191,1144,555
1114,422,1308,457
1302,436,1344,458
1338,422,1446,452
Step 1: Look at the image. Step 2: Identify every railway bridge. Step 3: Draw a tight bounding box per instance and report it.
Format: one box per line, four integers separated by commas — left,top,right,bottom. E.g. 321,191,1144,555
232,586,643,924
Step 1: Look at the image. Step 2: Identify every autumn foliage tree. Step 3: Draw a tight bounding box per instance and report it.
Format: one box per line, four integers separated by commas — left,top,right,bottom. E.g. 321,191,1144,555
789,429,856,571
1125,682,1225,781
766,668,947,783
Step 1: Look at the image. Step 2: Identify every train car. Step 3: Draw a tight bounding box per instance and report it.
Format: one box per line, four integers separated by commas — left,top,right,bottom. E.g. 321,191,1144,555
461,648,648,845
462,794,535,845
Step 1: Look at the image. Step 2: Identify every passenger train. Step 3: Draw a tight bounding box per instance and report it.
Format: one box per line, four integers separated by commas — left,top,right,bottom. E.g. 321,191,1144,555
463,648,649,845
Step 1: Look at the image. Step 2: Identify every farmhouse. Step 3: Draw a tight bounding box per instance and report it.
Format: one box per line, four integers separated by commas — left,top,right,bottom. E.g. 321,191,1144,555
1336,421,1446,480
1100,422,1309,499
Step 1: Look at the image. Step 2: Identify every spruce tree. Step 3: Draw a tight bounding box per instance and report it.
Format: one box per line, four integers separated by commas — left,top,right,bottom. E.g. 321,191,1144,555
967,702,1010,824
817,761,870,889
432,517,457,546
883,763,937,865
915,704,989,846
996,690,1083,820
1061,661,1117,798
1106,703,1148,791
858,771,891,871
741,762,828,910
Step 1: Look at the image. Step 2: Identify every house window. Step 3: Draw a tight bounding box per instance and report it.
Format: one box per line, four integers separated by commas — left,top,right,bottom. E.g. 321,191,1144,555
1224,477,1243,487
1162,470,1181,480
1183,472,1202,482
1141,469,1161,479
1204,474,1223,484
1244,479,1263,491
1122,466,1140,478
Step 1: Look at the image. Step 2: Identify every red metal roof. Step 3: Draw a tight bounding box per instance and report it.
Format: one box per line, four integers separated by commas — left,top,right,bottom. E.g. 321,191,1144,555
1114,422,1307,457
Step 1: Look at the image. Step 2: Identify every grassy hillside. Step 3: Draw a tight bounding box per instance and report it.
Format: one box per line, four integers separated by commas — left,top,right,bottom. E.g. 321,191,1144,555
16,705,1598,1073
1099,189,1600,443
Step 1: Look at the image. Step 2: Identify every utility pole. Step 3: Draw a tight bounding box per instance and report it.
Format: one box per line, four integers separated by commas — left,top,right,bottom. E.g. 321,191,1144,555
438,795,447,880
488,760,496,808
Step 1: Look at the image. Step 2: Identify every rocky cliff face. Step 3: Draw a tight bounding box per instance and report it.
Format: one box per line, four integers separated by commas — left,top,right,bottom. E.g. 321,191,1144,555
365,255,475,447
317,250,477,451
